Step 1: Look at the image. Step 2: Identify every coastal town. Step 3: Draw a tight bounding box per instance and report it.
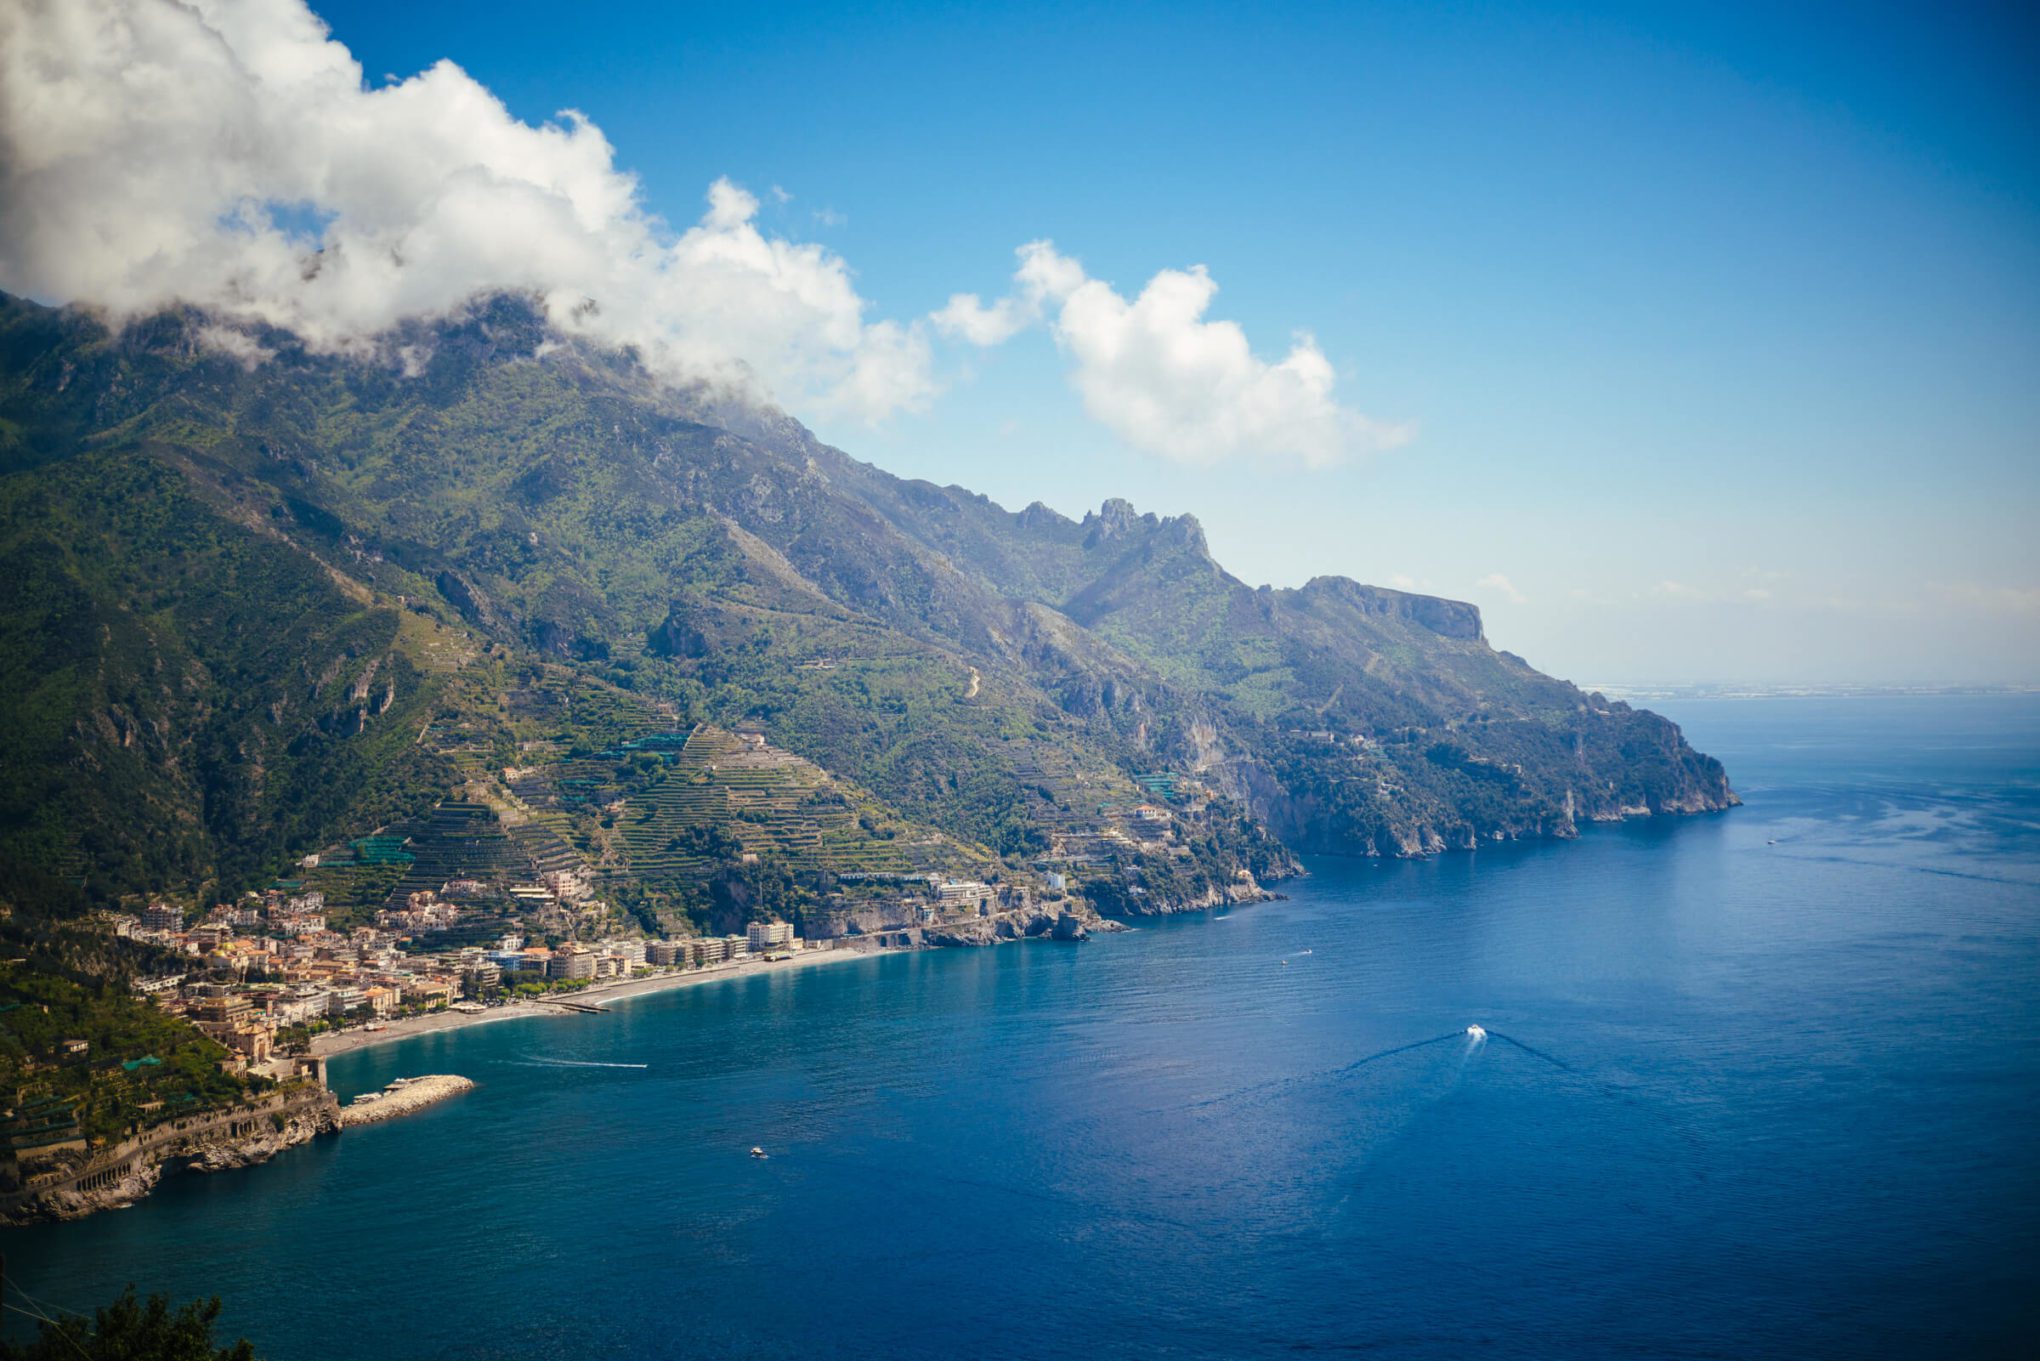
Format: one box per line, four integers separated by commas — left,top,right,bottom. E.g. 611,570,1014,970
104,872,1044,1074
0,716,1250,1226
1,862,1106,1225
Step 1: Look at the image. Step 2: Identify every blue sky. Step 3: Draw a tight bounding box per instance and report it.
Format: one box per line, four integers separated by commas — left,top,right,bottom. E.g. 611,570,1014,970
294,2,2040,683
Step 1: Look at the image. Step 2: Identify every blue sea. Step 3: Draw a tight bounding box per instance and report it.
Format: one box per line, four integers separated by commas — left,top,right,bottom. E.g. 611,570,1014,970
7,696,2038,1358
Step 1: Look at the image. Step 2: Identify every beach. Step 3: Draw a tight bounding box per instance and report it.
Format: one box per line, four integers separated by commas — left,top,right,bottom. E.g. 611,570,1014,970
309,945,878,1058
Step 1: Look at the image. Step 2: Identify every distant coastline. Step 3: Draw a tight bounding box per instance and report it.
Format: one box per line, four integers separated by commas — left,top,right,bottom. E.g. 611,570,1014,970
1587,682,2039,702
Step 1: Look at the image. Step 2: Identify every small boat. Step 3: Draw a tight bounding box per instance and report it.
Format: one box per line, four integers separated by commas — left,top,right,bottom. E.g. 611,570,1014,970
1466,1024,1487,1041
749,1146,768,1160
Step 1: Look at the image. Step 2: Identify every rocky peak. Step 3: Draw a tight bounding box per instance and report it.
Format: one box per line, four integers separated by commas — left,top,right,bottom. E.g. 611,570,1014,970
1080,498,1211,559
1017,499,1073,531
1082,497,1147,544
1160,511,1208,555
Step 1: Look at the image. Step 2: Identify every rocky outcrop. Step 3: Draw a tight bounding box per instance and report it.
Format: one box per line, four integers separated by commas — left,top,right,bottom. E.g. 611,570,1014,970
2,1085,340,1225
187,1102,339,1170
920,903,1120,948
1100,875,1280,919
1297,576,1485,641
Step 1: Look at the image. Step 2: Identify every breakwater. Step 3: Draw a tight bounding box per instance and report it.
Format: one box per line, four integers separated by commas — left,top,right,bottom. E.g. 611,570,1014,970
338,1075,475,1127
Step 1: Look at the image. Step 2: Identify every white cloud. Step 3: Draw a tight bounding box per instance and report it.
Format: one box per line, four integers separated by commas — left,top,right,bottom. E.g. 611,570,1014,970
0,0,931,424
1475,572,1527,604
195,324,275,369
935,241,1405,466
931,292,1034,347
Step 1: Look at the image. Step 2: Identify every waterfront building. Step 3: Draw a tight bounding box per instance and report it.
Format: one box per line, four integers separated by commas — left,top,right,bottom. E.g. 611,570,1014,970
463,961,502,998
933,879,995,913
747,921,795,951
692,937,728,965
400,977,456,1008
548,946,595,981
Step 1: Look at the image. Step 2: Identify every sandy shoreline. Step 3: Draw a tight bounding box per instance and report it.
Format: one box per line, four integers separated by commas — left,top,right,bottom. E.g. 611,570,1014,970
309,946,879,1059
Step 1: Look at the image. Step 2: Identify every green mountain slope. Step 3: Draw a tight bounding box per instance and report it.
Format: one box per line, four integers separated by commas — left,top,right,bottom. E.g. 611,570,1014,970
0,291,1733,925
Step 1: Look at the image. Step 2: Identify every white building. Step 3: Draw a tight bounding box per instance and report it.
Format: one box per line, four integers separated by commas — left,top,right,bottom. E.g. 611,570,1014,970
747,921,795,952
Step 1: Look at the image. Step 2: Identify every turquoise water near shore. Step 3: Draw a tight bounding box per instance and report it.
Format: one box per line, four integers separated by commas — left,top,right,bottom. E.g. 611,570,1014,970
6,696,2037,1358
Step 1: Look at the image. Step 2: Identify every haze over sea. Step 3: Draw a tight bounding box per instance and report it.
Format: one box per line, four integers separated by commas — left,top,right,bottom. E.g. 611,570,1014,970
7,696,2036,1359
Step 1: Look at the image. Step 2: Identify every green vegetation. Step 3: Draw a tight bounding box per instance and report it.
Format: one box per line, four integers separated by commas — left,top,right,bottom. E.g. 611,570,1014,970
0,966,251,1146
0,290,1733,942
0,1288,257,1361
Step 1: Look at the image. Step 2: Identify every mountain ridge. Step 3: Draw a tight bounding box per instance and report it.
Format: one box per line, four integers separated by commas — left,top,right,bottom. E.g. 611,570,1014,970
0,290,1735,932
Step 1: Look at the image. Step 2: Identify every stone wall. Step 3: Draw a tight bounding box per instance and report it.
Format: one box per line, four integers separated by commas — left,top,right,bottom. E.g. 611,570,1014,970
0,1084,340,1224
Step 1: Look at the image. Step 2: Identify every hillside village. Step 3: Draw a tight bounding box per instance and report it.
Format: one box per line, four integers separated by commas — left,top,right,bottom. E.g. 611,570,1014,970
2,716,1265,1195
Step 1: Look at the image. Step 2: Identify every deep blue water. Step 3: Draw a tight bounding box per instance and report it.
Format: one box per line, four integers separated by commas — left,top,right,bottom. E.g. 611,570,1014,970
7,696,2038,1358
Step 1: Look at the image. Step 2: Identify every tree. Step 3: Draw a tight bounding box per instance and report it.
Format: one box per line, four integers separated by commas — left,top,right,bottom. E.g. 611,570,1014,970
0,1287,257,1361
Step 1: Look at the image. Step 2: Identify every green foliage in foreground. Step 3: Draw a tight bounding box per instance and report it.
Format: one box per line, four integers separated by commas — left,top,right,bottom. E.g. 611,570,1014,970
0,1288,256,1361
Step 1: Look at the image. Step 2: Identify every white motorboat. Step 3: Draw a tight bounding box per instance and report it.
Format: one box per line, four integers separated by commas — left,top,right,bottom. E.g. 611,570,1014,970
1466,1024,1487,1041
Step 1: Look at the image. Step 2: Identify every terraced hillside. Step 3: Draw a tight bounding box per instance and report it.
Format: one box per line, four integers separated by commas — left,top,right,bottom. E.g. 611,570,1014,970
618,726,994,887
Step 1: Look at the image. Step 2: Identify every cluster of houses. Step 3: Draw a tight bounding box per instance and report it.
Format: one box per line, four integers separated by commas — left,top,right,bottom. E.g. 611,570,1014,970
108,889,809,1076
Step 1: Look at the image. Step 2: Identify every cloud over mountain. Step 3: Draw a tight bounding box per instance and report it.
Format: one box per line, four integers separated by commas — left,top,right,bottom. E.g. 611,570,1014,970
0,0,931,423
936,242,1405,466
1,0,1386,458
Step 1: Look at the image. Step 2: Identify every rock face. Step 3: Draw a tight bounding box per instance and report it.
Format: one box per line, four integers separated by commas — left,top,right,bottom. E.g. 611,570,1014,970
187,1103,340,1171
1297,576,1486,642
861,900,1127,950
2,1086,340,1225
1101,875,1280,919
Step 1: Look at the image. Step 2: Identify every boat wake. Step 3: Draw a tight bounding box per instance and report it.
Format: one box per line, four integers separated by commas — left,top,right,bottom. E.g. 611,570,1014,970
507,1056,650,1070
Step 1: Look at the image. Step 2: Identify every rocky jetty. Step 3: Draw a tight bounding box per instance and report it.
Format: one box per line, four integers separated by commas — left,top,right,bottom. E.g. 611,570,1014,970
339,1075,475,1127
